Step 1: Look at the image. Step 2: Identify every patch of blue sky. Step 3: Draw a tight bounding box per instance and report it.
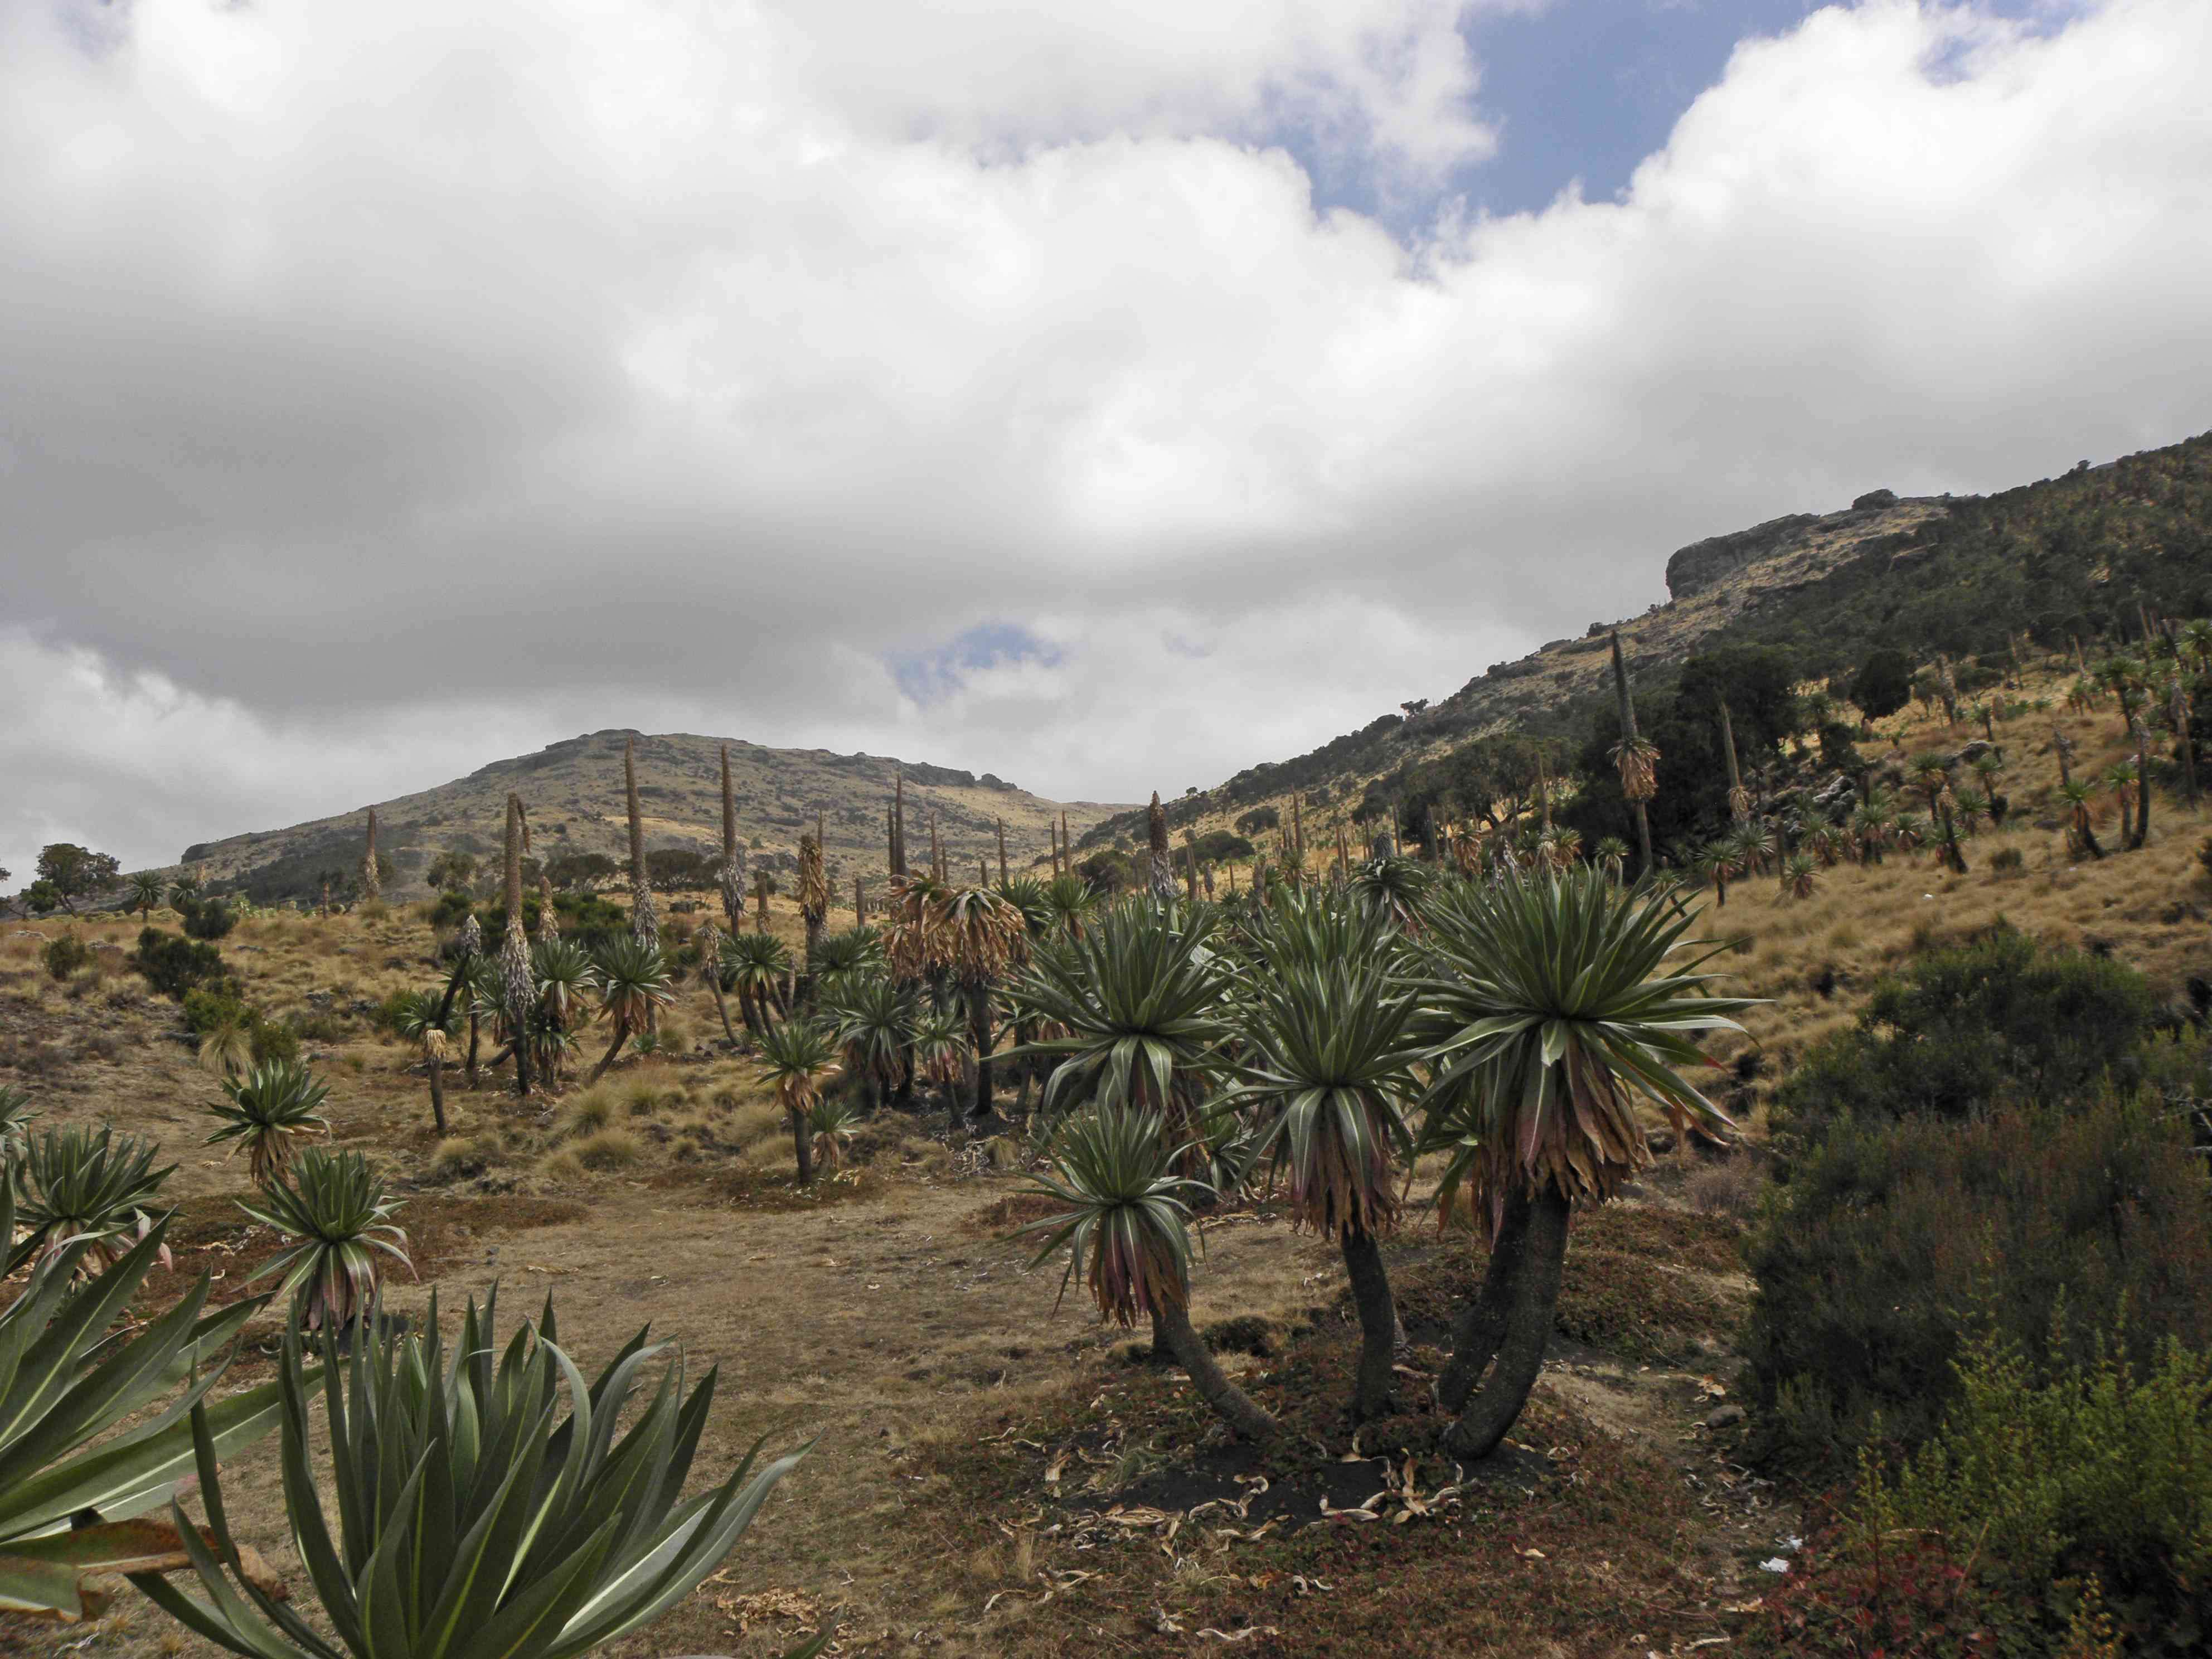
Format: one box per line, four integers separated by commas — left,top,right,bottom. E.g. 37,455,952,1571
888,622,1065,706
1269,0,2085,234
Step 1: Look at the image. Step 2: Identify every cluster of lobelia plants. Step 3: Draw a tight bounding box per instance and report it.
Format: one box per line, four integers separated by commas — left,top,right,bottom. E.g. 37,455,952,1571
958,861,1758,1457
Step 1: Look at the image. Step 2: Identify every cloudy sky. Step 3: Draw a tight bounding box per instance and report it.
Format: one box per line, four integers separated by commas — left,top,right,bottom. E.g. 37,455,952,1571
5,0,2211,883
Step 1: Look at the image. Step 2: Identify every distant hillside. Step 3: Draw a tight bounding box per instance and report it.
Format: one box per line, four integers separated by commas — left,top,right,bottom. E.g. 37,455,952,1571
179,731,1131,902
1086,429,2212,849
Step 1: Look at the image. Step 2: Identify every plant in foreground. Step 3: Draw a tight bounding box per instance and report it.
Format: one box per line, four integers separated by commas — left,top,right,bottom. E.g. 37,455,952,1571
1021,1108,1278,1440
207,1059,330,1186
135,1288,823,1659
0,1183,289,1621
237,1148,413,1332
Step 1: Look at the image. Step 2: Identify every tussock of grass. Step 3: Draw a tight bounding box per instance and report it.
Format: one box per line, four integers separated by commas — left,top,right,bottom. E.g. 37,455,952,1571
573,1127,642,1170
554,1084,618,1137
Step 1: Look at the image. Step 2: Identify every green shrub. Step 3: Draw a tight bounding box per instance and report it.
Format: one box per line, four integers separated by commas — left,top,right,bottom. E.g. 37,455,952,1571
41,933,90,981
1848,648,1915,721
1744,1090,2212,1477
132,928,231,1000
427,889,476,930
181,984,299,1067
1846,1328,2212,1650
368,988,418,1033
179,897,236,940
1773,926,2153,1141
182,984,249,1037
250,1018,300,1067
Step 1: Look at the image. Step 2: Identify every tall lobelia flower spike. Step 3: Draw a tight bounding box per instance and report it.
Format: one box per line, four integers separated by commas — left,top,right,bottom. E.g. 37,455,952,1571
720,742,748,933
624,734,659,950
500,792,533,1098
360,808,381,901
1147,793,1176,903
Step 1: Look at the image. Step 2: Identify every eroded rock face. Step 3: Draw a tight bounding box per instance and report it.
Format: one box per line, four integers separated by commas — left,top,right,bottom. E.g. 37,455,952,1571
1852,488,1899,511
1663,514,1822,600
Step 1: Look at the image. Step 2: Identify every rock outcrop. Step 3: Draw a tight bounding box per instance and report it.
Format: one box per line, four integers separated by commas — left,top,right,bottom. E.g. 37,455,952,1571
1663,515,1822,601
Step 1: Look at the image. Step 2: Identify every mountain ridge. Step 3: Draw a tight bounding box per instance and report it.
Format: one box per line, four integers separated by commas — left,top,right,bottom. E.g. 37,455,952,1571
181,727,1131,902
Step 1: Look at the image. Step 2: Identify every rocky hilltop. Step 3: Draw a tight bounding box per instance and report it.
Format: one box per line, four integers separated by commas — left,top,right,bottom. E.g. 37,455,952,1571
1086,426,2211,848
1427,490,1942,738
181,730,1130,902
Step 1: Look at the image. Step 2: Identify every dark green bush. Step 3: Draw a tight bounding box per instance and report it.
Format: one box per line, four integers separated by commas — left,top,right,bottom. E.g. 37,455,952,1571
1233,805,1280,836
182,983,298,1065
428,890,476,930
1191,830,1255,864
368,989,419,1034
132,928,231,1000
1744,1090,2212,1478
42,933,90,981
1815,720,1862,772
182,984,249,1037
1847,648,1915,720
1773,926,2153,1142
445,891,628,944
179,897,236,940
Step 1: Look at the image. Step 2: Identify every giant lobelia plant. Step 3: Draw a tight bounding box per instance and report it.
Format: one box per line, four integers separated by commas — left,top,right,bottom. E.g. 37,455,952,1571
1412,868,1757,1458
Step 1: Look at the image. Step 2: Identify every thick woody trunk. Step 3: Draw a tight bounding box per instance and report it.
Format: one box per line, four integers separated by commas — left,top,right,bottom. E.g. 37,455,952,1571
790,1109,815,1185
997,819,1009,886
1444,1186,1570,1461
1439,1189,1532,1413
426,1053,447,1137
968,979,995,1120
589,1016,630,1084
1340,1221,1400,1419
1154,1299,1279,1443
